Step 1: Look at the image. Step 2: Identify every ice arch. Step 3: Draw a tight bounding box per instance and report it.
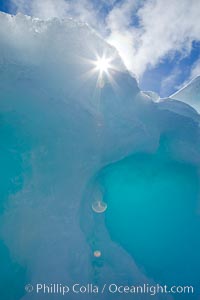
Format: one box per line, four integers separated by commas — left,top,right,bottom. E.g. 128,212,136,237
0,12,200,300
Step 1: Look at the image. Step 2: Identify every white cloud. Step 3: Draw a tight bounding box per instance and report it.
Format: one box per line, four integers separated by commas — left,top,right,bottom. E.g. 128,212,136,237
10,0,200,80
134,0,200,75
105,0,142,77
106,0,200,78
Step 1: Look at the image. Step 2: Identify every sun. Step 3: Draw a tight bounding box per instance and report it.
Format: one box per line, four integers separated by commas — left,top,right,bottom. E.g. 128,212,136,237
80,52,118,91
94,56,111,75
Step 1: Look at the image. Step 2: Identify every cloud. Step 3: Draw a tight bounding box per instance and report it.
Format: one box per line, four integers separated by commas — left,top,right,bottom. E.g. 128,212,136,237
176,57,200,91
160,67,181,97
134,0,200,75
9,0,200,80
106,0,200,78
105,0,142,77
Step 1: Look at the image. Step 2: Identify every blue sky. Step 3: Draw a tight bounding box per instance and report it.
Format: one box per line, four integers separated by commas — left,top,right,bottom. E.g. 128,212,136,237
1,0,200,97
141,41,200,97
0,0,9,13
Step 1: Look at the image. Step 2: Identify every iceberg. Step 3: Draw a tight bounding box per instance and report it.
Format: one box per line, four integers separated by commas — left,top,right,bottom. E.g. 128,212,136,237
0,12,200,300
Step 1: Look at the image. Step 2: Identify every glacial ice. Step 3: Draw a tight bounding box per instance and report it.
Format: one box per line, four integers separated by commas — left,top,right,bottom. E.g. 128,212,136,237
171,76,200,113
0,12,200,300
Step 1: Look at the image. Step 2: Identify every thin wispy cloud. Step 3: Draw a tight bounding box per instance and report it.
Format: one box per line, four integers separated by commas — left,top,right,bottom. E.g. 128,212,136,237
176,58,200,91
160,67,181,96
190,59,200,80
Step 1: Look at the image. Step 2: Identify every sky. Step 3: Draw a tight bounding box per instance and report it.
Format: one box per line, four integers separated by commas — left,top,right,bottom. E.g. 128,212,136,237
0,0,200,97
